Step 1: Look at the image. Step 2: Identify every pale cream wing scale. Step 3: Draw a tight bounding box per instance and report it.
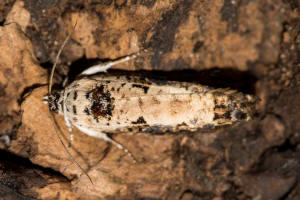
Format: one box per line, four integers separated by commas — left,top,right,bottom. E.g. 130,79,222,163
63,75,256,135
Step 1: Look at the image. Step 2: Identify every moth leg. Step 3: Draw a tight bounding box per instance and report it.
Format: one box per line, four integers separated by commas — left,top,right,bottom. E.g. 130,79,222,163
80,62,112,76
68,131,74,147
63,113,74,147
74,125,137,163
62,95,74,146
80,52,141,76
63,104,72,132
100,133,137,163
62,76,69,87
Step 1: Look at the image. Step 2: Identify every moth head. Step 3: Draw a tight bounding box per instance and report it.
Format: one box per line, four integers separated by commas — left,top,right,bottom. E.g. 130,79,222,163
43,92,63,113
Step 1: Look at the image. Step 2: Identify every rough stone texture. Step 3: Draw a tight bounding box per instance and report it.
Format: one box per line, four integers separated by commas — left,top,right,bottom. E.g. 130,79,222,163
0,0,299,199
0,23,46,152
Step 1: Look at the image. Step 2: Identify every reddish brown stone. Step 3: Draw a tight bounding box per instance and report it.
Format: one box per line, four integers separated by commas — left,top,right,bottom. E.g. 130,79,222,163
0,0,299,199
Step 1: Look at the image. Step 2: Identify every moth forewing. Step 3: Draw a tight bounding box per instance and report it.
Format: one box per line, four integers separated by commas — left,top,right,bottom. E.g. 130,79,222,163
61,74,256,135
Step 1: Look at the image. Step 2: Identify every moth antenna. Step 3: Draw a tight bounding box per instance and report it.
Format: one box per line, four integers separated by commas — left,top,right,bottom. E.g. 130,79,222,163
48,21,78,94
51,112,94,184
48,21,93,183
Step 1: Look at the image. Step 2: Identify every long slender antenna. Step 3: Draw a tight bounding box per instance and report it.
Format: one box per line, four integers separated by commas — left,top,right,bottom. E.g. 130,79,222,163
51,113,93,184
48,21,77,94
47,21,93,183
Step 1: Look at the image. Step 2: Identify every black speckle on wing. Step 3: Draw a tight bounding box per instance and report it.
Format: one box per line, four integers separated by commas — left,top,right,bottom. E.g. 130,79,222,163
131,116,147,124
132,84,149,94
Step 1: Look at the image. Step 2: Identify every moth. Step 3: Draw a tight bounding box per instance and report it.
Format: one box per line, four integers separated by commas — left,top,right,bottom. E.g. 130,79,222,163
45,51,256,161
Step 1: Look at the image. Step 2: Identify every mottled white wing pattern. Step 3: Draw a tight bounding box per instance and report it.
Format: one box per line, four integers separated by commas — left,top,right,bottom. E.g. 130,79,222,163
62,74,256,136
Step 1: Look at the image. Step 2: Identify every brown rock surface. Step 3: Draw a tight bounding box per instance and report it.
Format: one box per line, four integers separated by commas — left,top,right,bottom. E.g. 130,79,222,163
0,0,299,199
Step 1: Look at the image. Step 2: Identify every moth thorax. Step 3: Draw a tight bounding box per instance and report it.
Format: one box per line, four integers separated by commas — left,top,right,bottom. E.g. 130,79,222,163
45,92,63,113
